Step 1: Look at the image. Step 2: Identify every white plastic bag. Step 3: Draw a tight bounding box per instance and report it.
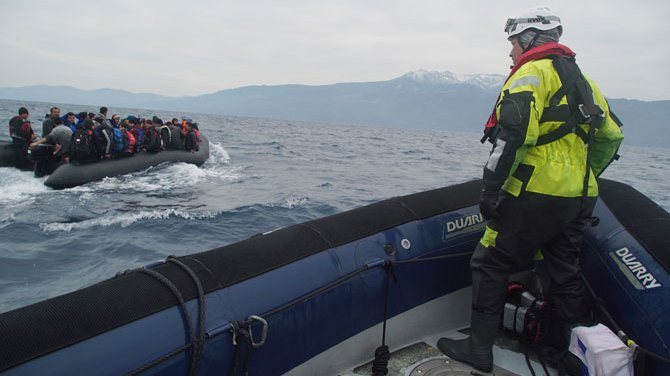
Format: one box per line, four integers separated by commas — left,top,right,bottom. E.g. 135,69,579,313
569,323,633,376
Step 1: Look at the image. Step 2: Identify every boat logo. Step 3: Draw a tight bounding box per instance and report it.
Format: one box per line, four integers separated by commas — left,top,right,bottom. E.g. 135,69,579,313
443,213,485,241
609,247,662,290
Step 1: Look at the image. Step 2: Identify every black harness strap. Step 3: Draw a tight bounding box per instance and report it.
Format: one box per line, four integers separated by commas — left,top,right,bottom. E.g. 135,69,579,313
535,56,602,147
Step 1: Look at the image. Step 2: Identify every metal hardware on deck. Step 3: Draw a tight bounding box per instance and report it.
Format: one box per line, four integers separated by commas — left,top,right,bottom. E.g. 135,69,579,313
248,315,268,348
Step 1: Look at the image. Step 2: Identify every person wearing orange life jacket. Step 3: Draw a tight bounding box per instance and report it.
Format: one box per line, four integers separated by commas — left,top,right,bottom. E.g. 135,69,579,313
437,7,624,373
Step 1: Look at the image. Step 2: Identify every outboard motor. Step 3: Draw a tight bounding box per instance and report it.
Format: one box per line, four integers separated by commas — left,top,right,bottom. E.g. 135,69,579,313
27,144,55,177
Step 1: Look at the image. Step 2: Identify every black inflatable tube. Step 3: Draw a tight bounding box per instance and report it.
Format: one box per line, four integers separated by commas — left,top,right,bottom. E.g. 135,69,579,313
0,140,33,171
44,137,210,189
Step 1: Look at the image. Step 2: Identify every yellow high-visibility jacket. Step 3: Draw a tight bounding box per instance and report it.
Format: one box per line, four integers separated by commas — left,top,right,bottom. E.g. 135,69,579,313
483,58,624,198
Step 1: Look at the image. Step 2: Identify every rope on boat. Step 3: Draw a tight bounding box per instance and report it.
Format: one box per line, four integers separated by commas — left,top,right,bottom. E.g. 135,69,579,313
372,261,398,376
117,244,670,376
122,256,208,376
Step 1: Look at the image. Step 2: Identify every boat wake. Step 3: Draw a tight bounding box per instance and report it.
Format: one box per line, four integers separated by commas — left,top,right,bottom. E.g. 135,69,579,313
39,207,221,233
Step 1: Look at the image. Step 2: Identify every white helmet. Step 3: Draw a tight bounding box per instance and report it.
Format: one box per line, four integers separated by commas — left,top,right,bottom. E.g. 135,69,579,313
505,6,562,38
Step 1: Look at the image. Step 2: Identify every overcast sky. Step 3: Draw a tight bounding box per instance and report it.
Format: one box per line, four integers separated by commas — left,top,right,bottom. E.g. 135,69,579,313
1,0,668,101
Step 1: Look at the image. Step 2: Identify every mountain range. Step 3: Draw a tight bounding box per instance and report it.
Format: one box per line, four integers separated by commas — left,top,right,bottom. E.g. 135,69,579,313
1,70,667,148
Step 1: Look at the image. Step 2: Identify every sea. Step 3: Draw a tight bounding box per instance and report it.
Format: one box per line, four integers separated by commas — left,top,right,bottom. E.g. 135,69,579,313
1,98,668,314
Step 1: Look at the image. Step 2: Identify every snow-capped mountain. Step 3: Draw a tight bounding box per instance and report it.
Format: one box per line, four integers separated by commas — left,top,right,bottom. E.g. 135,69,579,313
1,71,664,147
398,70,506,91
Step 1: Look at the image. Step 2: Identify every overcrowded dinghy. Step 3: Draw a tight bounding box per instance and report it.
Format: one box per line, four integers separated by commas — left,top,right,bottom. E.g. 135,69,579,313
0,179,667,375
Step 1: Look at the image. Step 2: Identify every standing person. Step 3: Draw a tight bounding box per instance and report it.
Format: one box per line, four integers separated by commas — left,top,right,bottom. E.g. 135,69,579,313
94,116,114,159
42,107,61,137
8,107,37,169
437,7,624,373
8,107,35,141
97,107,113,128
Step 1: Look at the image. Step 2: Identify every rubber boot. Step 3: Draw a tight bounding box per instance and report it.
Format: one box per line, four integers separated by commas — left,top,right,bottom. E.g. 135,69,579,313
437,310,500,373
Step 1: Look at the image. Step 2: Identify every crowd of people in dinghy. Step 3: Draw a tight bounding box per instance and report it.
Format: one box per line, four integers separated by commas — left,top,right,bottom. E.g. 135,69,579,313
8,106,202,176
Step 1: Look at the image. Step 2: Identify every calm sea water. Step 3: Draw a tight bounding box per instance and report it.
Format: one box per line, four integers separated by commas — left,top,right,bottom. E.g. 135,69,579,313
1,99,668,313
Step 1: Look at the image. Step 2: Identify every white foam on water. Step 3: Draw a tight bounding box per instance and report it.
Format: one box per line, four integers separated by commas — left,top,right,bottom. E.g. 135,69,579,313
65,160,243,194
207,142,231,165
0,167,50,206
39,207,220,233
265,197,309,209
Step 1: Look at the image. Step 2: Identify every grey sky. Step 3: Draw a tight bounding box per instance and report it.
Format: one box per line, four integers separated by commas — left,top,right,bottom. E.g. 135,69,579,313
1,0,668,100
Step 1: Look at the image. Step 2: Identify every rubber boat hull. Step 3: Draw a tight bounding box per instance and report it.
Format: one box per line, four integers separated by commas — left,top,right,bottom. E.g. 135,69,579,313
0,179,668,375
0,140,33,171
43,137,209,189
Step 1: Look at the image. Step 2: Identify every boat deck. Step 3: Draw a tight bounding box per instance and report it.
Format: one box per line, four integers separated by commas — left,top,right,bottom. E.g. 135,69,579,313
343,331,567,376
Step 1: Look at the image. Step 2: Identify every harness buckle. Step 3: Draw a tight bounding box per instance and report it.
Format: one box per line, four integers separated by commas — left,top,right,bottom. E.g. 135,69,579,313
578,104,604,123
247,315,268,348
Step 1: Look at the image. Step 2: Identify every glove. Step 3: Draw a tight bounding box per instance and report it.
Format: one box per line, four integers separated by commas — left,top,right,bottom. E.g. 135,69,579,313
479,189,500,220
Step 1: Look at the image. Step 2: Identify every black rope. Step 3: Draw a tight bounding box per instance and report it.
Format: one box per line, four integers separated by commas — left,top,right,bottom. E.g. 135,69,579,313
230,321,241,376
523,351,537,376
125,267,197,376
230,321,254,376
124,249,475,374
392,251,473,265
259,250,473,321
372,261,397,376
539,354,551,376
167,256,207,375
123,257,210,376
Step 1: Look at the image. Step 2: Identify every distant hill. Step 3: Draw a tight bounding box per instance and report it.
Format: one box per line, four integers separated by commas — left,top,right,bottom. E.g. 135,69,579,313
1,71,667,147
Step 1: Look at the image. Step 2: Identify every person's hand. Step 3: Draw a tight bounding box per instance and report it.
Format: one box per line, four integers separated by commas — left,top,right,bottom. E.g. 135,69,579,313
479,189,500,220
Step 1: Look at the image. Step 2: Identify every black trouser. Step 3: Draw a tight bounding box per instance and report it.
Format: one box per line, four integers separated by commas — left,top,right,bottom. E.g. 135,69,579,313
470,191,596,325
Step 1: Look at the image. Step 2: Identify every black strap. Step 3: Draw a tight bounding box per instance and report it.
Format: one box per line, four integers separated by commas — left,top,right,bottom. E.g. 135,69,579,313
536,56,601,147
539,105,571,123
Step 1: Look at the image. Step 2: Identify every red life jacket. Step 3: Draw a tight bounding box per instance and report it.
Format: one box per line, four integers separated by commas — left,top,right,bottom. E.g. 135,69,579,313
483,42,577,132
125,130,136,152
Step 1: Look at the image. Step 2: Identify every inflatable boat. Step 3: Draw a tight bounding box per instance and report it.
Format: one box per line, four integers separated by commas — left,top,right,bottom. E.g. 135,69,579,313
0,179,667,375
0,140,33,171
43,137,209,189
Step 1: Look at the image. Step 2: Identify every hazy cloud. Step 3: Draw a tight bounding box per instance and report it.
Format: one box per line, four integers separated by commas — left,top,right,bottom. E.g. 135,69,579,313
1,0,668,100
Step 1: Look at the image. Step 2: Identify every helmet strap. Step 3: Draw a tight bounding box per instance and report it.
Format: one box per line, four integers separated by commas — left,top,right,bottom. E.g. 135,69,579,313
523,31,542,53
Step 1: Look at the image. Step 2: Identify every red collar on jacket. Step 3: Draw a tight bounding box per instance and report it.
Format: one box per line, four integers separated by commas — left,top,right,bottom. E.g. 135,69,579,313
483,42,577,130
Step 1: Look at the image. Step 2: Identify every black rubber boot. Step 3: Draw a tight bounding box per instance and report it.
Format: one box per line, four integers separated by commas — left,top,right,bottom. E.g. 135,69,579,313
437,310,500,373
